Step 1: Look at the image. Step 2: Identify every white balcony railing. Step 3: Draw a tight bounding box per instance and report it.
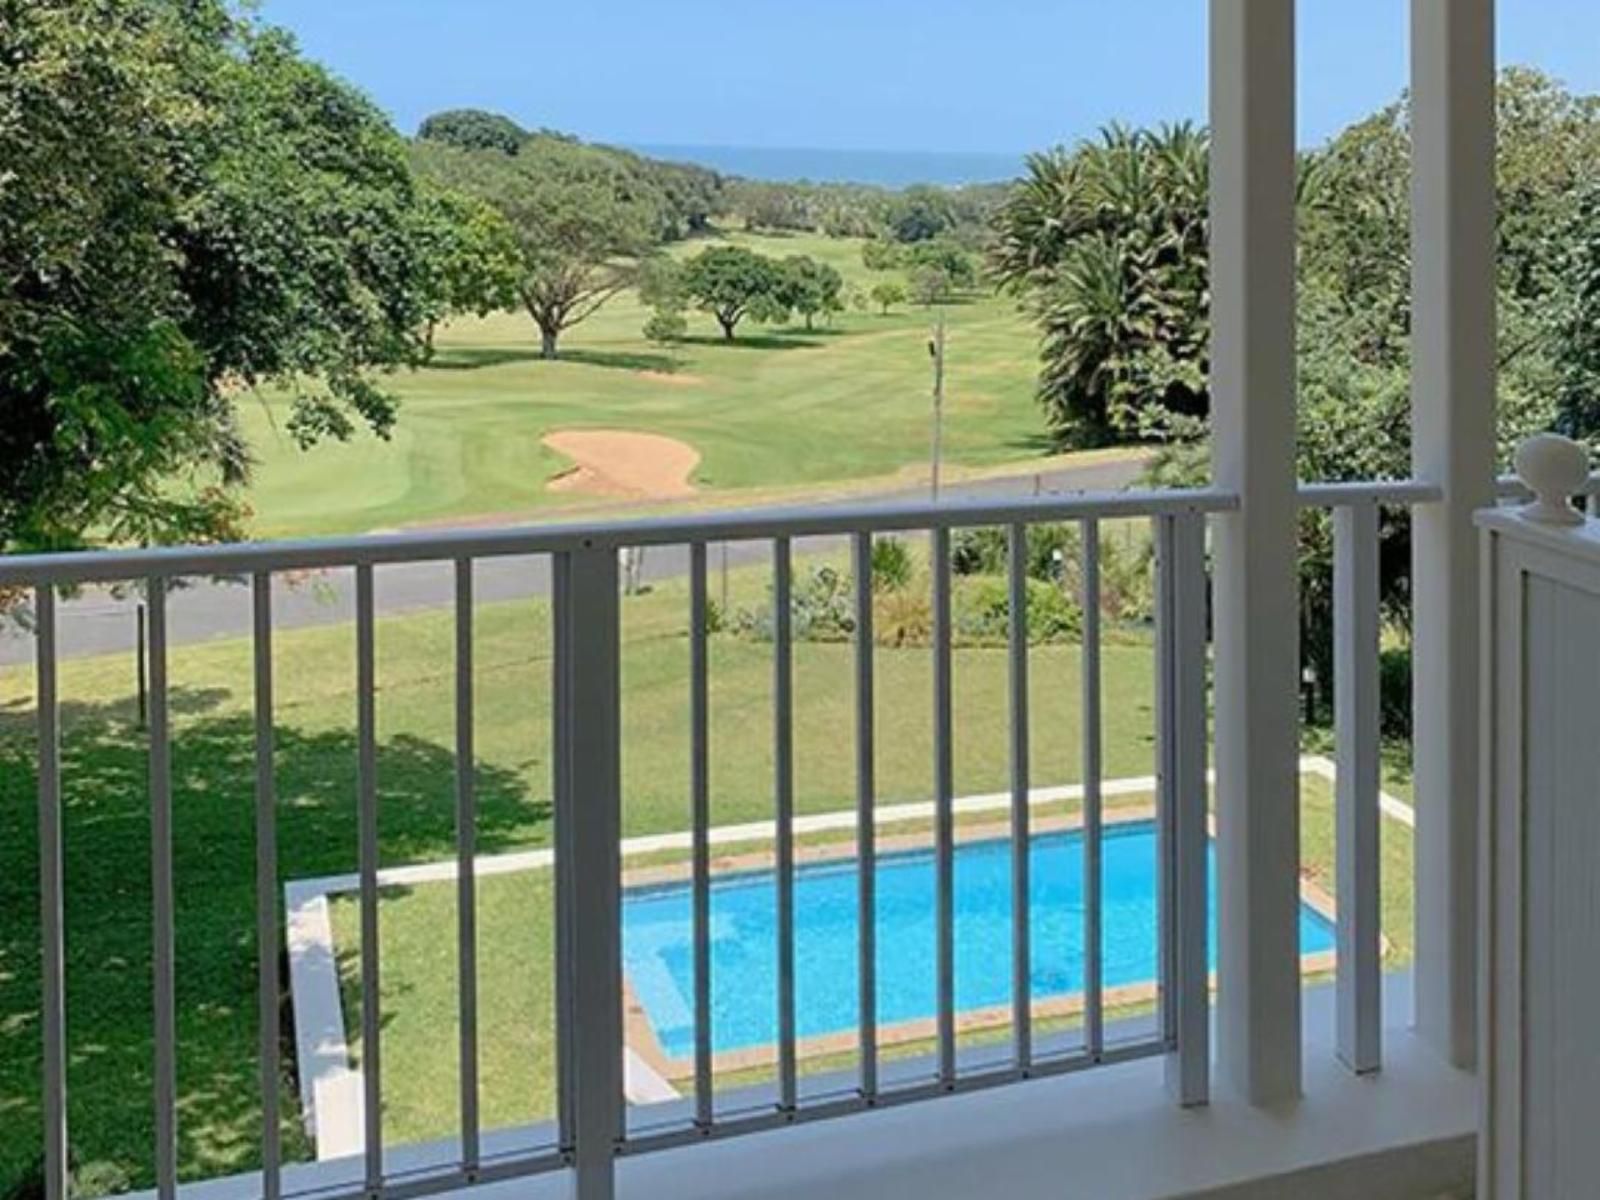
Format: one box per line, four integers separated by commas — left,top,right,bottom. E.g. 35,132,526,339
16,473,1569,1200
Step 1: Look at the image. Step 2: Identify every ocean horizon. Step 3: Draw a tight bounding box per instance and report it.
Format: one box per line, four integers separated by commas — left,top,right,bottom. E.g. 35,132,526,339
630,142,1025,188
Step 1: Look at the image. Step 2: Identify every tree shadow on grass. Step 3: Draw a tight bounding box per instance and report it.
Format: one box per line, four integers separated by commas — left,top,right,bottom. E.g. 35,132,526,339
681,333,821,352
554,348,677,373
425,345,549,371
429,346,681,374
0,694,549,1197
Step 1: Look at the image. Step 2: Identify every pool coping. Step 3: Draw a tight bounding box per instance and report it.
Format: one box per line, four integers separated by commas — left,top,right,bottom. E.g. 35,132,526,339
283,754,1405,1161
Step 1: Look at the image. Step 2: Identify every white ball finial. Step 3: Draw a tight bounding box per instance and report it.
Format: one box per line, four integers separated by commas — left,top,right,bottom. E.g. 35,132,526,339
1515,434,1590,527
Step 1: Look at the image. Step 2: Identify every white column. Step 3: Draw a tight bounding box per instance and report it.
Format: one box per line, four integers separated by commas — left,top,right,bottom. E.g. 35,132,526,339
1208,0,1302,1106
1410,0,1496,1072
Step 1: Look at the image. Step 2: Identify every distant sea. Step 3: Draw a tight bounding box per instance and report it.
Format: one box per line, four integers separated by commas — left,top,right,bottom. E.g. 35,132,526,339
631,143,1025,188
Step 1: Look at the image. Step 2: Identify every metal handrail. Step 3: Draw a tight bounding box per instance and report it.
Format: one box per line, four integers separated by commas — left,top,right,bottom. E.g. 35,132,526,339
0,487,1240,587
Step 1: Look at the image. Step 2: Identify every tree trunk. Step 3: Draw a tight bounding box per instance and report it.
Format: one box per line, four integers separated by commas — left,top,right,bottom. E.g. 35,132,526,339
805,313,814,331
719,317,736,340
540,327,558,359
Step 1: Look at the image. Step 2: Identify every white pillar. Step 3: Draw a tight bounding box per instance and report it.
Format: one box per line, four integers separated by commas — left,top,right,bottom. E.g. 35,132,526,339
1208,0,1302,1106
1409,0,1496,1071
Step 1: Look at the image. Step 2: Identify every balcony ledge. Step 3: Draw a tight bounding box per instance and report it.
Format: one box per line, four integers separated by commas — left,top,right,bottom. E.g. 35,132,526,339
146,976,1473,1200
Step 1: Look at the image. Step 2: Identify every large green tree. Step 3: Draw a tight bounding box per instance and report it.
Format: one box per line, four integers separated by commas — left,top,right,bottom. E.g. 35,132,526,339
1,0,448,556
681,246,784,340
776,256,844,330
411,136,661,358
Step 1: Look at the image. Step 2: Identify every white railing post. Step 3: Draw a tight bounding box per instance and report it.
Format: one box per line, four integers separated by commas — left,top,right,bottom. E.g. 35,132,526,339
1410,0,1496,1071
553,544,624,1200
1157,512,1211,1106
1208,0,1303,1105
1334,504,1383,1074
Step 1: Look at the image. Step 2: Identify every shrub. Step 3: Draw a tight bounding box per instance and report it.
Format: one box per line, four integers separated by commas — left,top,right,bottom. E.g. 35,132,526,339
870,537,913,592
953,576,1081,644
951,524,1078,582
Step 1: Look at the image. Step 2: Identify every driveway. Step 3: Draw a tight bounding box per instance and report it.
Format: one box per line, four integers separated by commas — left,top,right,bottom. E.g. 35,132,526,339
1,456,1146,666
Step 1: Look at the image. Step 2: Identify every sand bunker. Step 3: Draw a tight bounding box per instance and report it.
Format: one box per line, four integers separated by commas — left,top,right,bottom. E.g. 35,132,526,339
544,429,701,499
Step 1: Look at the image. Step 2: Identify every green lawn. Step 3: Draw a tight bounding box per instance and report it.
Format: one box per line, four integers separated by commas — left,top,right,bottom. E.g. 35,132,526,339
0,553,1161,1193
237,231,1071,538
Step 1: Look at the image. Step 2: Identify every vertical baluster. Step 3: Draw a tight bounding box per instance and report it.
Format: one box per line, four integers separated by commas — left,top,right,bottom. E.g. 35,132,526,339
355,565,382,1189
554,545,623,1200
1081,519,1105,1059
932,526,956,1087
454,559,481,1171
851,532,878,1100
36,586,68,1200
773,538,797,1111
253,575,281,1200
689,543,714,1127
1334,504,1383,1074
1157,514,1210,1107
1007,523,1032,1070
148,578,177,1200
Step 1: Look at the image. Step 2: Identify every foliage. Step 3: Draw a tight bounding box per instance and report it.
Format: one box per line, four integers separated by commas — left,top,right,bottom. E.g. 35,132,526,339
642,307,687,349
412,138,659,358
870,536,913,592
911,264,956,306
862,239,902,271
884,184,957,243
951,523,1155,624
776,256,844,329
953,575,1081,644
414,186,523,350
680,246,784,339
730,565,1082,647
0,1,445,555
989,123,1210,446
870,280,907,314
416,108,527,155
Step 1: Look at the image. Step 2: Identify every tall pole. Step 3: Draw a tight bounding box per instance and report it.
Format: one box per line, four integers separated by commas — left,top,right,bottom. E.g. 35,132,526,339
928,314,946,502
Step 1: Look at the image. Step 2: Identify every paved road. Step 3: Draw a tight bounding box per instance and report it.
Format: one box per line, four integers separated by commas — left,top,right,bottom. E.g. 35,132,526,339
1,458,1144,666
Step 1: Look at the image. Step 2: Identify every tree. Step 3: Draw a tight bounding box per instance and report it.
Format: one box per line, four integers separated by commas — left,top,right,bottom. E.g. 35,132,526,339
415,187,523,353
2,2,445,556
413,138,660,358
905,238,978,288
989,123,1210,446
870,281,907,314
884,184,956,243
861,239,902,271
910,265,954,306
681,247,784,339
643,307,688,353
776,256,844,330
417,108,527,155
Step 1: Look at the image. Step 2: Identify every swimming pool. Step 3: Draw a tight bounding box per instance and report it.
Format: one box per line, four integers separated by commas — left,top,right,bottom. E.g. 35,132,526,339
621,821,1337,1061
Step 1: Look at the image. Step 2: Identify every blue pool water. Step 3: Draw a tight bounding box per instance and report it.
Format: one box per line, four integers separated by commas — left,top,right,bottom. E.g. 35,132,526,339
621,822,1337,1060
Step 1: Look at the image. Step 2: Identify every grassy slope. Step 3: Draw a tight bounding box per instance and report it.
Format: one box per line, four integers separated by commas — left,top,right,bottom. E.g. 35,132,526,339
0,555,1160,1191
236,232,1058,538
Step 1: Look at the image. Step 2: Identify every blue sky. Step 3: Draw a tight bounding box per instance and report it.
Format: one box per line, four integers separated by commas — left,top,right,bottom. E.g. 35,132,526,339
258,1,1600,152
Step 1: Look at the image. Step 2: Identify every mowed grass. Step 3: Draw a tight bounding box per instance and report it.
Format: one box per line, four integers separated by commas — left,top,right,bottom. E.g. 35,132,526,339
0,554,1163,1193
325,770,1418,1149
237,231,1065,538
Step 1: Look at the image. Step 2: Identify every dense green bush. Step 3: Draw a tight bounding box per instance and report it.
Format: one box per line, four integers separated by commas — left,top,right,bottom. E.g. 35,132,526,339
870,537,913,592
953,576,1082,645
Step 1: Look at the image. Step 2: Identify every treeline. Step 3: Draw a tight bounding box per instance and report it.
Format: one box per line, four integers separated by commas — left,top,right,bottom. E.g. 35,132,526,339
985,71,1600,723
